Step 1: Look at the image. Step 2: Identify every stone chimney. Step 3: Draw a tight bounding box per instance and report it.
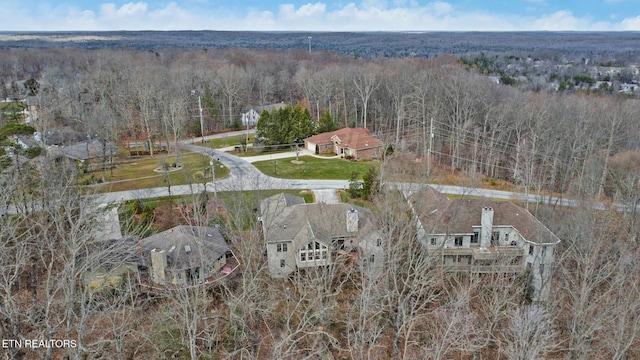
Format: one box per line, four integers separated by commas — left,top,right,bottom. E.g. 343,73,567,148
347,208,359,233
150,248,168,284
480,207,494,249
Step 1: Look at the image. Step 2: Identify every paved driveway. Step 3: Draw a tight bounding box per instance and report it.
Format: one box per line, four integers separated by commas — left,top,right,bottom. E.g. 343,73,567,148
313,189,340,204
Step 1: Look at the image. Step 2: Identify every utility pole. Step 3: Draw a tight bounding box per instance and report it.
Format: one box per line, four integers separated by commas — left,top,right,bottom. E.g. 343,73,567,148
246,120,250,152
198,95,205,143
209,157,217,199
428,117,434,176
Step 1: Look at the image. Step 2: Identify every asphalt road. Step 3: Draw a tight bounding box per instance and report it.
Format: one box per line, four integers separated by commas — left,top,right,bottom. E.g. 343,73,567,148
6,130,624,212
3,129,627,214
94,130,625,212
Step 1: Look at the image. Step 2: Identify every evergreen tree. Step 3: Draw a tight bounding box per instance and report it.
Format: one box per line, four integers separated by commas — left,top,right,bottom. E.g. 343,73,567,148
317,109,337,133
256,103,315,146
361,166,380,200
348,171,362,198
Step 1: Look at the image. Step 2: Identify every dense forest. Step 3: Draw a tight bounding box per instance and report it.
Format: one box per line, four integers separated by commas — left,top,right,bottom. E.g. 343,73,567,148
1,45,640,359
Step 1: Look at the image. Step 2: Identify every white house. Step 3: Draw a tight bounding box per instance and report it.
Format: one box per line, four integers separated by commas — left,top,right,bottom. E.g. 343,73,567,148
241,109,259,127
242,102,288,127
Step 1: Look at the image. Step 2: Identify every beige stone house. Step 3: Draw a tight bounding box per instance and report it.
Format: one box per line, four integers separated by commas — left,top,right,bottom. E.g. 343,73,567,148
259,193,383,278
409,186,560,301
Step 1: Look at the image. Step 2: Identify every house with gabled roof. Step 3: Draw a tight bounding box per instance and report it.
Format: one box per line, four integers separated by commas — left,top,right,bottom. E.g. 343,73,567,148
408,186,560,301
243,102,288,126
304,127,384,160
138,225,237,286
259,193,383,278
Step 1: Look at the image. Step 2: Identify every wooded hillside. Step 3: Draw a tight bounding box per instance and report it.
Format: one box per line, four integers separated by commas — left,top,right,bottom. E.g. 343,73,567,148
1,47,640,359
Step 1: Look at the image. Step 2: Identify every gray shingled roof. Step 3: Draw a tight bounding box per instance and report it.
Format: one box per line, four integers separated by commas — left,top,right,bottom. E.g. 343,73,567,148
53,140,116,161
253,102,288,113
412,187,559,244
260,193,379,249
138,225,230,270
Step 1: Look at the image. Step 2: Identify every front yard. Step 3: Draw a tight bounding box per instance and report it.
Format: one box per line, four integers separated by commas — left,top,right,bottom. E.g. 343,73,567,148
77,152,229,192
252,155,379,180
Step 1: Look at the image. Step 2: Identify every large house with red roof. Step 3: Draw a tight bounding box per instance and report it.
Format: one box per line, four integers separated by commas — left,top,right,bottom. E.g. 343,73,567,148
304,127,384,160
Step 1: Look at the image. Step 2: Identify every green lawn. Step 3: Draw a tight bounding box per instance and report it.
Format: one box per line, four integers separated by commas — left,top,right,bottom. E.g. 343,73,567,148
199,135,253,149
228,147,295,158
252,155,379,180
79,152,230,192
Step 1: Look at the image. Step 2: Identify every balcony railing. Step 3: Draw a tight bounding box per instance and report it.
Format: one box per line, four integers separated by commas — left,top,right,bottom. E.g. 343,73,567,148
444,264,524,273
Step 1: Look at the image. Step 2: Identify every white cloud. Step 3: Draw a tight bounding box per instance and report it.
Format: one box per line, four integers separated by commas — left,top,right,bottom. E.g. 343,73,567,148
3,1,640,32
100,2,148,19
279,2,327,19
619,15,640,30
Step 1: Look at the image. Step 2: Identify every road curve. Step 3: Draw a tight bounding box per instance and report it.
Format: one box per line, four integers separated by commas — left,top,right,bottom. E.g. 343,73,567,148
88,130,635,213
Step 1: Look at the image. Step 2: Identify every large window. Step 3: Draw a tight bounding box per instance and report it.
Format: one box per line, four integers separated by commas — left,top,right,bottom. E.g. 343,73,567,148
471,232,479,244
300,241,329,262
277,243,288,252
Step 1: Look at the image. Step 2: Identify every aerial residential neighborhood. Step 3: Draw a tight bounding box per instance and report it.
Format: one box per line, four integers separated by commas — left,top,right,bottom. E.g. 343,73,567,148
1,30,640,359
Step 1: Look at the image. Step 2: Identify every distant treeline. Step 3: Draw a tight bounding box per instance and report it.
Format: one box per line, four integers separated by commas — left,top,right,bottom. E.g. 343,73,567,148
2,31,640,59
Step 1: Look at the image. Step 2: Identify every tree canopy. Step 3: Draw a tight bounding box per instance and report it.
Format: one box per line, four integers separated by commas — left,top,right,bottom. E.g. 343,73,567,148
256,103,315,146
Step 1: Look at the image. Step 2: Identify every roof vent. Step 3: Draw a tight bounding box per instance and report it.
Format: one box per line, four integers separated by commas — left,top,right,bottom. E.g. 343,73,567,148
184,245,191,253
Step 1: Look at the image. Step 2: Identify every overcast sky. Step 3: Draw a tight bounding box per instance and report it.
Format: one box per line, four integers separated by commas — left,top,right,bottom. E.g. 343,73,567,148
3,0,640,31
